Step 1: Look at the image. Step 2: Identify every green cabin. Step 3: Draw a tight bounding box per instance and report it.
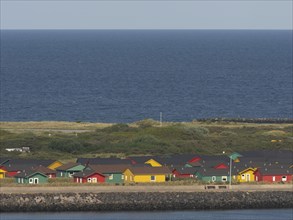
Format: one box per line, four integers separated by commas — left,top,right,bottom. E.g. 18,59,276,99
15,171,48,184
56,162,85,178
195,168,231,183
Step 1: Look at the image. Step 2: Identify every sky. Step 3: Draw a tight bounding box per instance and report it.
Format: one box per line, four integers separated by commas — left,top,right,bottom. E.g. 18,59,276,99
0,0,292,29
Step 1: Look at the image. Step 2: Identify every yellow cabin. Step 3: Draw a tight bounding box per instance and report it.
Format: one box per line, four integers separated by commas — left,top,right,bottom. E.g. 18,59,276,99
0,167,7,179
145,159,162,167
123,167,171,183
48,161,64,170
237,167,257,182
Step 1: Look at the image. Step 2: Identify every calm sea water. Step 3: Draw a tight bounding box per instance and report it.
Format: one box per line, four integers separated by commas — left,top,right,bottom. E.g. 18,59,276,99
1,30,292,122
1,209,293,220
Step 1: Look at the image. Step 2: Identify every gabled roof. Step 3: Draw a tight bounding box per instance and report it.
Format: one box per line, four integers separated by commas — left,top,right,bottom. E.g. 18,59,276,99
152,154,199,166
56,162,83,171
186,161,202,167
172,166,198,174
127,156,156,164
77,157,132,165
14,169,48,178
88,164,131,173
2,164,36,172
73,170,105,178
0,157,10,165
127,166,171,175
32,165,56,174
196,168,230,176
4,159,57,167
257,167,292,175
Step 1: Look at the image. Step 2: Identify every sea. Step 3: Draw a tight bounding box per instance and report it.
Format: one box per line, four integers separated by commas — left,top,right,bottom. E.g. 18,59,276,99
1,30,292,122
1,209,293,220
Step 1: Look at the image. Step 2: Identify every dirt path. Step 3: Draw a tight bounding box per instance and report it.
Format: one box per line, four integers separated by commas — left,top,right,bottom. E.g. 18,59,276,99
1,184,292,194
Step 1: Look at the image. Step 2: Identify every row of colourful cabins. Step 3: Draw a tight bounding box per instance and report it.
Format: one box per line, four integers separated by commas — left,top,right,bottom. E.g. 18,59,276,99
0,150,292,184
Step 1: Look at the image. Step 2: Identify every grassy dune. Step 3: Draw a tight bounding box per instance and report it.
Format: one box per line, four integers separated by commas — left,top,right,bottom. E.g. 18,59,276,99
0,120,292,160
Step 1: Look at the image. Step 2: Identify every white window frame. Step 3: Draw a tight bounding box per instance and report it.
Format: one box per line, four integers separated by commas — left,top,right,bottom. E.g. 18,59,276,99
150,175,156,182
92,178,97,183
211,176,216,182
222,176,227,182
34,178,38,184
29,178,33,184
109,174,113,180
121,174,124,180
87,178,92,183
80,178,83,183
282,176,287,182
272,176,276,182
241,174,245,180
18,178,20,183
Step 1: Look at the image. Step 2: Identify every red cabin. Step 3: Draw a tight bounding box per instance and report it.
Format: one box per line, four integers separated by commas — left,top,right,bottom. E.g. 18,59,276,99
73,170,106,183
254,168,292,183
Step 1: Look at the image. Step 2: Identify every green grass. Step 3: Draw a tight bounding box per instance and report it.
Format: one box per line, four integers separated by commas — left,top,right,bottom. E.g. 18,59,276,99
0,120,292,159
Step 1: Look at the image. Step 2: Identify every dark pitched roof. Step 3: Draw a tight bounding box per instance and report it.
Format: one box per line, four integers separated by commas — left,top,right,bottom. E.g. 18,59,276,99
127,166,171,175
56,162,83,171
172,167,198,174
4,159,56,167
2,164,37,172
77,157,132,165
258,167,292,175
152,154,199,166
88,164,131,173
127,156,156,164
14,169,48,178
32,165,56,174
73,170,105,178
0,157,10,165
196,168,230,176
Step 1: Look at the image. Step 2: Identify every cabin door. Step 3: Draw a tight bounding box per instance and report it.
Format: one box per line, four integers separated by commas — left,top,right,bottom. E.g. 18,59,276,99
246,174,250,182
34,178,39,184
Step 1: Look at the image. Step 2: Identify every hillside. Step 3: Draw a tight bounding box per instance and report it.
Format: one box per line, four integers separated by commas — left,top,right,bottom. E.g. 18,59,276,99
0,120,292,160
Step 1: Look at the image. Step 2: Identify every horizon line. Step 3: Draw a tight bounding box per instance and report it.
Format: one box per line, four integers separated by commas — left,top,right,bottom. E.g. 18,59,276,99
1,28,292,31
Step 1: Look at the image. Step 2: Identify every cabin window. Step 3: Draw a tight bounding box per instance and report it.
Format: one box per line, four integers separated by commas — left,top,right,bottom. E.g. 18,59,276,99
121,174,124,180
211,176,216,182
272,176,276,182
109,174,113,180
79,178,82,183
92,178,97,183
151,176,156,181
60,172,63,177
282,176,287,182
87,178,92,183
76,178,79,183
222,176,227,182
18,178,20,183
190,175,194,177
21,178,24,183
29,178,33,184
34,178,38,184
241,174,245,180
49,174,52,178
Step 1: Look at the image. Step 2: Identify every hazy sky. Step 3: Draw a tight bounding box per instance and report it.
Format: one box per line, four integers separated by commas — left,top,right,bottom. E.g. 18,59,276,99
1,1,292,29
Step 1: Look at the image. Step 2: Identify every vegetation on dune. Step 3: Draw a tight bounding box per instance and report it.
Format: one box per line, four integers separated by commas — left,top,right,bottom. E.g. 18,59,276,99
0,120,292,159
